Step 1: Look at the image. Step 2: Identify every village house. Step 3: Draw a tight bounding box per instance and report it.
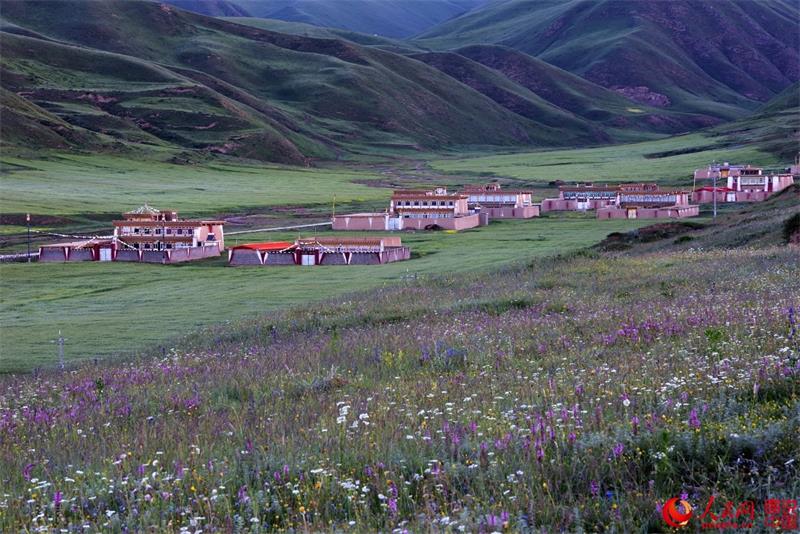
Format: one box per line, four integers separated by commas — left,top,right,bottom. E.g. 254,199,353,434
693,163,794,203
39,205,225,263
597,183,698,219
460,183,540,218
228,236,410,266
540,184,619,212
332,187,482,231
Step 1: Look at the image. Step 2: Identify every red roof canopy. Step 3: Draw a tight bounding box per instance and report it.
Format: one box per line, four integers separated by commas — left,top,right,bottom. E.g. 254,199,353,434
231,242,294,251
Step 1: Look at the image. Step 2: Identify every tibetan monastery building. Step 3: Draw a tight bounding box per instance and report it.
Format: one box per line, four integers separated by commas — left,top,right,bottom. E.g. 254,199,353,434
540,184,619,212
597,183,698,220
228,236,410,266
332,187,482,231
693,163,794,203
461,183,540,218
39,205,225,263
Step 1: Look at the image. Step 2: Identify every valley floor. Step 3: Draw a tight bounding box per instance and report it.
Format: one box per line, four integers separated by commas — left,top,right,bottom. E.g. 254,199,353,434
0,133,789,371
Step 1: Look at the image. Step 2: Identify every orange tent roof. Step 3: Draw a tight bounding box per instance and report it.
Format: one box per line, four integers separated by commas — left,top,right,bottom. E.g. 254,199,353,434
231,242,294,251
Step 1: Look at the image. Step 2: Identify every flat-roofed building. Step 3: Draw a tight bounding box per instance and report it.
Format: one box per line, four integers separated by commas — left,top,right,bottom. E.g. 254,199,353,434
228,236,410,266
540,184,619,212
40,205,225,264
693,162,795,203
461,183,540,218
113,204,224,252
597,183,698,219
332,187,481,231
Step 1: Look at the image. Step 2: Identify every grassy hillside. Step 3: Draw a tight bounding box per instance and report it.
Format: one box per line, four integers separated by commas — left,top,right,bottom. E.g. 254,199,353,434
416,0,799,120
2,239,797,529
414,46,720,138
168,0,488,38
598,184,800,254
705,81,800,160
1,0,582,162
2,0,750,163
430,132,784,189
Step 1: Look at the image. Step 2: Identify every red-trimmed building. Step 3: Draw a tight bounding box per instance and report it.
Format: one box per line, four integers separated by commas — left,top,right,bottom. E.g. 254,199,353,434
693,163,794,203
228,237,410,266
541,184,619,212
461,183,540,218
39,205,225,263
112,204,224,251
332,187,482,231
597,183,698,219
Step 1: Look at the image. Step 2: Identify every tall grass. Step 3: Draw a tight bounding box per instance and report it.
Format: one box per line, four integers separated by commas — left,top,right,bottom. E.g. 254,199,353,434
0,247,798,531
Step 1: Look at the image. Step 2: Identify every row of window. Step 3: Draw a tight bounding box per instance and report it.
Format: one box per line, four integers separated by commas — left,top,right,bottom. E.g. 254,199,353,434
123,227,194,236
402,213,453,219
132,242,194,250
395,200,455,207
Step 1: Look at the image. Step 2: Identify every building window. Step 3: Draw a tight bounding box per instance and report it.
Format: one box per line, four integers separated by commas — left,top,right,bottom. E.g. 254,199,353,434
155,228,162,235
166,228,172,235
449,201,454,206
176,229,182,235
134,228,140,234
413,201,419,206
144,229,151,235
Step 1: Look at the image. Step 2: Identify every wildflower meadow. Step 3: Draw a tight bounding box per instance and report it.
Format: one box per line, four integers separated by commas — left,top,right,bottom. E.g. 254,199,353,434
1,246,798,532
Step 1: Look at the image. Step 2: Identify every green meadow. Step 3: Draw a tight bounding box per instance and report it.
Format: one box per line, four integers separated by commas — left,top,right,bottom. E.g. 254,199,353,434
0,153,386,217
0,133,788,372
0,216,650,372
431,133,782,186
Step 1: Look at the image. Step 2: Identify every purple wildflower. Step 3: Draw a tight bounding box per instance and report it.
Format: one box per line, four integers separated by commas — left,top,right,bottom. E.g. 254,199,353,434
23,463,35,480
688,408,701,429
590,480,600,497
612,442,624,459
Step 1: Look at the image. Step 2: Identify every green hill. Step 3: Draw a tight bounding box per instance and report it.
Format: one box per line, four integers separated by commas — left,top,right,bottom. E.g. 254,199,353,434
416,0,800,120
706,81,800,160
0,0,723,163
166,0,488,38
0,0,578,161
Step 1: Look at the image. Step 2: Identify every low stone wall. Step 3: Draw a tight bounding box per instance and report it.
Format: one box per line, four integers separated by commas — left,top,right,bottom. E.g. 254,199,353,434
332,214,388,231
115,250,141,262
39,248,67,262
229,249,263,265
142,250,169,264
694,190,770,203
265,252,296,265
597,206,699,220
169,245,220,263
382,246,411,263
349,252,381,265
320,252,348,265
67,249,94,262
401,214,480,231
541,199,613,212
481,206,540,219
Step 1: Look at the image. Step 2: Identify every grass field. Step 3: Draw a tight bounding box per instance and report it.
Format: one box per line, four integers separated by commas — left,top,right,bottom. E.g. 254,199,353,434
430,133,783,186
3,245,797,530
0,153,388,217
0,216,650,372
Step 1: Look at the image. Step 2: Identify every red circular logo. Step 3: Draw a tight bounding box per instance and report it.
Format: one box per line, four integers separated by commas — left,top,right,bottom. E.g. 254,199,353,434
663,497,693,528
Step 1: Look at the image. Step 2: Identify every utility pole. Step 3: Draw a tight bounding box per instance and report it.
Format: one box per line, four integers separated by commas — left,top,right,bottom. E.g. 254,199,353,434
26,213,31,262
716,165,730,220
